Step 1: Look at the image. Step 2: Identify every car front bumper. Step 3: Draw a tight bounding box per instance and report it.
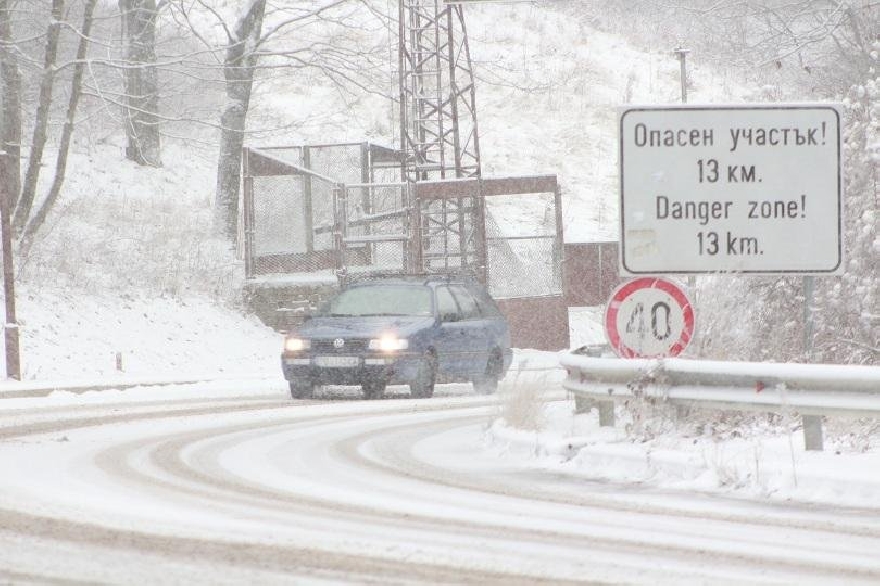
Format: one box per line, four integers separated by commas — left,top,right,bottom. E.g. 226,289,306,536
281,352,422,386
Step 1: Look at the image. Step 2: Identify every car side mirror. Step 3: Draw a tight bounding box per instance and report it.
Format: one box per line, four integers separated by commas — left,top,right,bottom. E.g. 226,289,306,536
440,312,459,323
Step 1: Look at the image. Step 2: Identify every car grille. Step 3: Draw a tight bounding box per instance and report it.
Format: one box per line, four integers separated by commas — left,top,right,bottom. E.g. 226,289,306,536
311,338,370,353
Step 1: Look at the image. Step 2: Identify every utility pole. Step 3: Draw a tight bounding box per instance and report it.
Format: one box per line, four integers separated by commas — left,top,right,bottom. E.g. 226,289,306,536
0,153,20,379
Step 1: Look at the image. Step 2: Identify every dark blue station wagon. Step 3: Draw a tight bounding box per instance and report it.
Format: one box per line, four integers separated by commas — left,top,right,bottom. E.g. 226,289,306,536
281,275,512,399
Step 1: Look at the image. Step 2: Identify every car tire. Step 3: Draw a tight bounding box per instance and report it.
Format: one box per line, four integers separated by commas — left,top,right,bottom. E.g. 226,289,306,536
409,352,436,399
289,379,314,400
472,350,502,395
362,381,386,400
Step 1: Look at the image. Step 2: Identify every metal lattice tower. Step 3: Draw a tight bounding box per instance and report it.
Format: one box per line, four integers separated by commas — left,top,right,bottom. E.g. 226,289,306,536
397,0,484,274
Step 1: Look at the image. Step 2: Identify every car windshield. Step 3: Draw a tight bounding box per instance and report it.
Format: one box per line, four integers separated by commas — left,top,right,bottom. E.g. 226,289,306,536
322,284,433,317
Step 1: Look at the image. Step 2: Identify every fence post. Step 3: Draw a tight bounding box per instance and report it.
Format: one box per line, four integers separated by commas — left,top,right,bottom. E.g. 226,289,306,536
409,182,422,273
303,146,314,253
241,148,254,279
333,183,347,285
802,415,824,451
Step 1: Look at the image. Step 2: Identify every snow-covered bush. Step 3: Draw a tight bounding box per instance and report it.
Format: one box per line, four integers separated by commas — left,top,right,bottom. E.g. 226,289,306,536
497,366,550,431
810,77,879,364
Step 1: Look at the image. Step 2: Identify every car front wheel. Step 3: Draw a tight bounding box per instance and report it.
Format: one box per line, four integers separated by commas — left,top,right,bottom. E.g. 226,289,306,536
409,352,436,399
289,379,315,400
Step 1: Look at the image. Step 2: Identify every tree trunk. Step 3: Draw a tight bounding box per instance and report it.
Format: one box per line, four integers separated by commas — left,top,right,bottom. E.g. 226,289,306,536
0,0,21,214
13,0,64,235
22,0,99,247
215,0,266,240
120,0,161,167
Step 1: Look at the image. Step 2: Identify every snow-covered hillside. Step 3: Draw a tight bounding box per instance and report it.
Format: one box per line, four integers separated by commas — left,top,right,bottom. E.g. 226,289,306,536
465,3,750,242
9,3,753,381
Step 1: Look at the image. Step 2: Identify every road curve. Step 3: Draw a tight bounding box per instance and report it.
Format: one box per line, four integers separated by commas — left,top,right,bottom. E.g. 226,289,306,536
0,391,879,584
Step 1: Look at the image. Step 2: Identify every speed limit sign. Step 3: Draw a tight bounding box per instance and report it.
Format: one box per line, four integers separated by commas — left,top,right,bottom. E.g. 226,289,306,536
605,277,695,359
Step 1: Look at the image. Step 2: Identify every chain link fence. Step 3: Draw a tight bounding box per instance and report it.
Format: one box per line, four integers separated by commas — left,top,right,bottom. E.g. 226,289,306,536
341,182,409,276
243,144,409,281
245,148,562,296
485,192,562,299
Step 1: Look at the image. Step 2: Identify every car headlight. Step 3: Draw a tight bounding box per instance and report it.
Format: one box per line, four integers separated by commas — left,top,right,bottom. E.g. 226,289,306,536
284,337,311,352
368,335,409,352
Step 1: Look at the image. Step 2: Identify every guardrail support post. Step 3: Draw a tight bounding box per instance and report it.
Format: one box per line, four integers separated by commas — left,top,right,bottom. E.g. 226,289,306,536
675,404,690,422
574,395,591,414
597,400,614,427
802,415,824,451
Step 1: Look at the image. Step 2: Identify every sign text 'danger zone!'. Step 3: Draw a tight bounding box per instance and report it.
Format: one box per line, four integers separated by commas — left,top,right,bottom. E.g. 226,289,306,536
619,105,843,275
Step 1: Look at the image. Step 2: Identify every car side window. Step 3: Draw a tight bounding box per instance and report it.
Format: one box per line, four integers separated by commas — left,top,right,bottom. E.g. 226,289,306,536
470,287,502,318
449,286,480,320
435,286,461,322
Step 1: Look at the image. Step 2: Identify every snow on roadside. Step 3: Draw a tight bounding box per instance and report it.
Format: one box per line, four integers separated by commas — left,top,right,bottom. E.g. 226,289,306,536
15,285,282,380
487,400,880,509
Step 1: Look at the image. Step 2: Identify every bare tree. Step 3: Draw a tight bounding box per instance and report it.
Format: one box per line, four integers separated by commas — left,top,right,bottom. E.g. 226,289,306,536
215,0,267,240
181,0,389,240
21,0,100,245
120,0,162,167
13,0,65,235
0,0,21,213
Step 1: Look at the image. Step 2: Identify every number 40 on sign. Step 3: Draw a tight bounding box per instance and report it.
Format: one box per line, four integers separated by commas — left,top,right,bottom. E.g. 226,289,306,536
604,277,695,359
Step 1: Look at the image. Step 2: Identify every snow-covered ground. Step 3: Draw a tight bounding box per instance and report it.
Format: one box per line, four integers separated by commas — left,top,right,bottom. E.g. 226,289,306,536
488,400,880,510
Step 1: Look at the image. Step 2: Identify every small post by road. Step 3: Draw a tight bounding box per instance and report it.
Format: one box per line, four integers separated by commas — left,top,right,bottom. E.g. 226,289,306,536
802,414,824,451
0,152,20,380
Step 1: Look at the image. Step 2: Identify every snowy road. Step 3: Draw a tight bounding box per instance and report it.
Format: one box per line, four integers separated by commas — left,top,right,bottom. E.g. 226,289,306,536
1,390,880,584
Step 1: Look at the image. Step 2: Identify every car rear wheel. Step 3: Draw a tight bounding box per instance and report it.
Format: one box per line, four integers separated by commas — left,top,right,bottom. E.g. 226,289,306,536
362,381,386,400
472,350,502,395
409,352,436,399
289,379,315,400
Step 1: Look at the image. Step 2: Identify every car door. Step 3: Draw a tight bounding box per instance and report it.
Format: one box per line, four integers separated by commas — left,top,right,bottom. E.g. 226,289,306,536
469,285,510,351
432,285,466,375
448,285,492,377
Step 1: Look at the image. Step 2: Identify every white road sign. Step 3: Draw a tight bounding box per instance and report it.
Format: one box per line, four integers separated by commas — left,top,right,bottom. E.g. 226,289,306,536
619,104,843,275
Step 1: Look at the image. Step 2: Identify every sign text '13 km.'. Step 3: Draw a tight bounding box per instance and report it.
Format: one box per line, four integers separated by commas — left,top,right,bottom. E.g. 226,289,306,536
618,104,843,275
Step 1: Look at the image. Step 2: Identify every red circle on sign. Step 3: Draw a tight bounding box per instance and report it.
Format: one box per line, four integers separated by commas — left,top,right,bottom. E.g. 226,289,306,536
604,277,695,358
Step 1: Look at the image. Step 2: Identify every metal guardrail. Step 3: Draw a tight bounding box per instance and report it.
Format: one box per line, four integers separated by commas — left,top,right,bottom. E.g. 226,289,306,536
560,354,880,451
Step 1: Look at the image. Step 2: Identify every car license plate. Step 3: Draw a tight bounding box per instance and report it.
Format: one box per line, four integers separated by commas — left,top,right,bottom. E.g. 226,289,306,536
315,356,359,367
